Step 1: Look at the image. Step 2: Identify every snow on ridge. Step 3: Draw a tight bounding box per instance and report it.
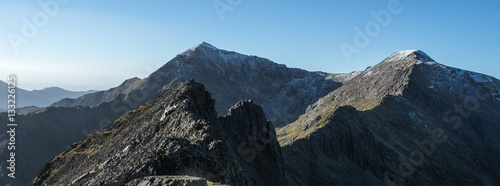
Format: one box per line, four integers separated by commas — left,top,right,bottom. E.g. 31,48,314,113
394,49,419,57
182,42,252,64
218,50,250,64
439,65,498,84
383,50,434,63
180,42,219,56
327,71,363,83
466,71,496,83
385,50,419,62
199,42,218,50
422,61,500,103
192,42,218,51
178,42,281,71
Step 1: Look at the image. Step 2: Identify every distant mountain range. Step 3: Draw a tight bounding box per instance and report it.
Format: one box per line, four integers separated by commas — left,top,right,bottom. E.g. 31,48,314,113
1,43,499,185
0,82,97,112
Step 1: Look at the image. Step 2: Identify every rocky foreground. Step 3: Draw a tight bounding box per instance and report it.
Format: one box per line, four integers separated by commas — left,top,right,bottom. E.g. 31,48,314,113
30,80,288,185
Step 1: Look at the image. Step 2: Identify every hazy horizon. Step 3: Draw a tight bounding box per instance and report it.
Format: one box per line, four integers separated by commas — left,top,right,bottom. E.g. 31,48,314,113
1,1,499,91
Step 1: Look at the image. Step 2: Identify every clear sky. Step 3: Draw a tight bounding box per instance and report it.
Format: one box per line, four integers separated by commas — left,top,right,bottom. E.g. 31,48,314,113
1,0,499,91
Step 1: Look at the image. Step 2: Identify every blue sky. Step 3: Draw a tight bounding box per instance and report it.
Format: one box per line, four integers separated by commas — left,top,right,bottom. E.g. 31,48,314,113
1,0,499,91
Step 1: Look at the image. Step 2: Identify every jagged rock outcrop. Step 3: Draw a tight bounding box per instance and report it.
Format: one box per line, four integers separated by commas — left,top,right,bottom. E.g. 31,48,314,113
278,50,500,185
30,80,287,185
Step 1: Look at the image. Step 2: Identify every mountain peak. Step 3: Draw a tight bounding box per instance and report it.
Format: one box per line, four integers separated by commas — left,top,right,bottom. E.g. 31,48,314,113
192,42,219,51
384,49,435,64
180,42,220,56
199,41,217,49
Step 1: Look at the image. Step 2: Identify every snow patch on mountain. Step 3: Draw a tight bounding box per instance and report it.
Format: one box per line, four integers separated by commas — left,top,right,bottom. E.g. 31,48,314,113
467,72,496,83
384,49,435,64
414,58,500,102
218,50,249,63
327,71,363,83
181,42,218,56
194,42,218,51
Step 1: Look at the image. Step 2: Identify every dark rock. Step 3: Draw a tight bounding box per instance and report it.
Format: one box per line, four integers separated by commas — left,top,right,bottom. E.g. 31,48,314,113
278,50,500,185
50,42,341,127
125,176,208,186
1,42,338,185
29,80,287,185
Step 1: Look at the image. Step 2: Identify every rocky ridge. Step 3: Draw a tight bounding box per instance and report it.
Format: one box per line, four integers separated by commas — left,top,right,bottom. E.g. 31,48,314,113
1,46,498,185
51,42,341,127
278,50,500,185
30,80,287,185
1,42,338,185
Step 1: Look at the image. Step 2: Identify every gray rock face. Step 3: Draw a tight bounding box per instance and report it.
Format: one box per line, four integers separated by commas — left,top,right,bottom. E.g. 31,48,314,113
0,104,128,186
29,80,287,185
125,176,209,186
278,50,500,185
3,46,498,185
1,43,337,185
51,42,341,127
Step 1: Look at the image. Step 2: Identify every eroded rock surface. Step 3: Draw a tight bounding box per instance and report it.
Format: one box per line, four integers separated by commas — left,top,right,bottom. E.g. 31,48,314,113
30,80,286,186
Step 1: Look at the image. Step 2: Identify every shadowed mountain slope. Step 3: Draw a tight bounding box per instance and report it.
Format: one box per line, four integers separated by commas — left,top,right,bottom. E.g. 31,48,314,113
1,42,339,185
51,42,341,127
278,50,500,185
30,80,287,186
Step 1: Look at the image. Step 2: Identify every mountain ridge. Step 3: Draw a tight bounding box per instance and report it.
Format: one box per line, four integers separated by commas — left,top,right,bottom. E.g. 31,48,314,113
51,77,143,108
278,49,500,185
1,43,499,185
1,42,339,185
51,42,341,127
30,80,288,185
0,81,97,110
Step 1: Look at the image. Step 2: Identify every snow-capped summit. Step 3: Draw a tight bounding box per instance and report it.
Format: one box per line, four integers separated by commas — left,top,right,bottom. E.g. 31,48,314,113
383,49,435,64
196,41,218,50
178,42,258,70
181,42,219,55
146,42,340,127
